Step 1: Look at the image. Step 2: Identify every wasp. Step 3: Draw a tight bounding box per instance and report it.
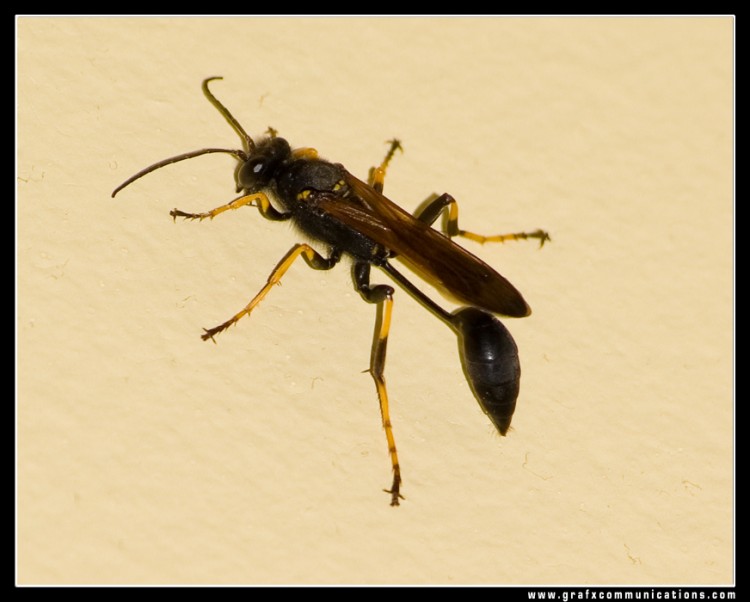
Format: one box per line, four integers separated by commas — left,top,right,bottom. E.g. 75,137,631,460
112,77,549,506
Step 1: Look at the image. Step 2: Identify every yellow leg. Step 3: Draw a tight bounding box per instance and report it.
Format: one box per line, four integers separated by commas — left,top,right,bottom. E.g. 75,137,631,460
370,294,403,506
368,139,403,193
419,193,551,248
201,243,338,341
170,192,283,221
354,262,403,506
457,227,551,247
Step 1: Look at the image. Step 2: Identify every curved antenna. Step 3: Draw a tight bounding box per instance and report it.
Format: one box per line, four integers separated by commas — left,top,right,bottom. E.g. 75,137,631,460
112,78,255,198
202,76,255,153
111,148,246,197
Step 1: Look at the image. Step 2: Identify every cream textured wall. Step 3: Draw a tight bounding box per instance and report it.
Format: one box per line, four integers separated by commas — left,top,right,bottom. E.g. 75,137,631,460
17,17,733,585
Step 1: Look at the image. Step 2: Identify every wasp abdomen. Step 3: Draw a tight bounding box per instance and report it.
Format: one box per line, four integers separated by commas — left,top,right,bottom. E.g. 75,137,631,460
452,307,521,435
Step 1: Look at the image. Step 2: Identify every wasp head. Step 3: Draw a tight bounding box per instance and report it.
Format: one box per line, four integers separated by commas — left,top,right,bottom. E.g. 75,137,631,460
235,136,292,194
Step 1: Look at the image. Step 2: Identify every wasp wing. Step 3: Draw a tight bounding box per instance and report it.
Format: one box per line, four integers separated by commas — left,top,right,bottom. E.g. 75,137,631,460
313,172,531,318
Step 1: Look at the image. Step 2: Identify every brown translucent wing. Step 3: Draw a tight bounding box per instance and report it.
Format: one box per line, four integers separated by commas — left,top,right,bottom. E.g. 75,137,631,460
315,172,531,318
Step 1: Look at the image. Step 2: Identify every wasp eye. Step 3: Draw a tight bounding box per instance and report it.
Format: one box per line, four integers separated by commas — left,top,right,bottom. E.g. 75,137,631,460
238,157,271,190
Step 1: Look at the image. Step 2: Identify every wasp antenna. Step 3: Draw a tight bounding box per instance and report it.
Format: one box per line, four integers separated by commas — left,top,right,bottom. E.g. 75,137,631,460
111,148,246,197
202,77,256,154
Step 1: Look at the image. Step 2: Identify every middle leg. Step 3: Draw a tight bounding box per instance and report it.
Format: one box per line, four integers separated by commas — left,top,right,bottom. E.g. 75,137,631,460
202,244,340,341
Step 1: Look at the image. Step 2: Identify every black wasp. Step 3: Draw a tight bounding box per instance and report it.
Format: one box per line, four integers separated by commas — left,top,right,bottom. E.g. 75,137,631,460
113,77,549,506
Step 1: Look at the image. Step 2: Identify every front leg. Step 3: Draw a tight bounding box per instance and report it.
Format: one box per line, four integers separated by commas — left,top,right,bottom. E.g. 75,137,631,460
367,139,403,193
170,191,290,222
